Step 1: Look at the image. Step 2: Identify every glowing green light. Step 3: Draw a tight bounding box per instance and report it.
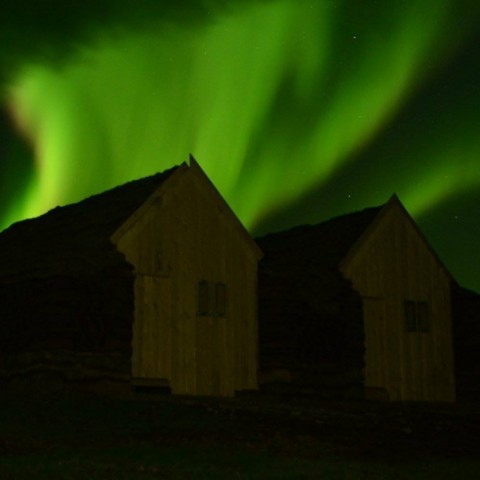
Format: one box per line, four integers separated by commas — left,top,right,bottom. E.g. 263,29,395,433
1,0,475,234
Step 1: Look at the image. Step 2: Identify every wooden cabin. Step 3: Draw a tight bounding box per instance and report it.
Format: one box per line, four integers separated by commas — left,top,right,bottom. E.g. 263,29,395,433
0,156,262,397
257,195,456,402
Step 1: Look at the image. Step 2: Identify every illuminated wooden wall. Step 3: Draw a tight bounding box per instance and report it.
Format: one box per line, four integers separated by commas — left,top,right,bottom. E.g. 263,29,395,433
113,159,262,396
340,197,455,402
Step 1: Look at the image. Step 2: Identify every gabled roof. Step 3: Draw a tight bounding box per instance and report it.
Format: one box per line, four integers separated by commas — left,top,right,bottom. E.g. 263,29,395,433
256,204,382,274
0,165,179,281
110,155,263,260
257,194,453,283
339,194,453,281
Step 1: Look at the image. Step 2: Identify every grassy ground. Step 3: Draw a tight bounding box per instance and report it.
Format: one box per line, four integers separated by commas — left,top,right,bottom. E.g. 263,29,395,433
0,378,479,479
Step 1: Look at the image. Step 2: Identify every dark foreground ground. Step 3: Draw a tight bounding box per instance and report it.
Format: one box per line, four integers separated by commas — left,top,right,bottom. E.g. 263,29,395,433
0,378,479,479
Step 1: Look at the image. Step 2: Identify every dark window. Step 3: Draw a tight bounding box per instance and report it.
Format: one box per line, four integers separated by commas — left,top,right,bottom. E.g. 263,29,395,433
214,283,226,317
197,280,227,316
197,280,210,316
404,300,429,333
416,302,429,332
404,300,417,332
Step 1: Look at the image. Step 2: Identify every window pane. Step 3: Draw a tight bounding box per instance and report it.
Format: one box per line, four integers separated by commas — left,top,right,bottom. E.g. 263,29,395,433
417,302,429,332
404,300,416,332
197,281,209,315
215,283,226,317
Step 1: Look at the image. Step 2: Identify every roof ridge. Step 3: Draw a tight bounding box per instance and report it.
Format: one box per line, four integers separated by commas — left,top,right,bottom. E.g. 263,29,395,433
1,165,179,235
0,164,179,279
256,203,385,270
257,203,384,241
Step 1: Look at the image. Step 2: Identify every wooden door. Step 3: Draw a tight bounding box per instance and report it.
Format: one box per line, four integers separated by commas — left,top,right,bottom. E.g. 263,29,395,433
132,275,172,383
362,297,390,399
196,313,234,396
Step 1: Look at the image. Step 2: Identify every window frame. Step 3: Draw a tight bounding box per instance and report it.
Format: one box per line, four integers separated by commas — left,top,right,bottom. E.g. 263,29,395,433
196,280,227,317
416,301,429,332
404,299,429,333
404,300,417,332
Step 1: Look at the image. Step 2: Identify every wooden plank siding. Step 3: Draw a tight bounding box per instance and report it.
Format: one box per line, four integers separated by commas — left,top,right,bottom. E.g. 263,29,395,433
114,159,260,396
131,275,172,381
341,198,455,401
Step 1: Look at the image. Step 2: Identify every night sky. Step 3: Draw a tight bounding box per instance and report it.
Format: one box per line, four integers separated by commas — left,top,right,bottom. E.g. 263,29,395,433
0,0,479,292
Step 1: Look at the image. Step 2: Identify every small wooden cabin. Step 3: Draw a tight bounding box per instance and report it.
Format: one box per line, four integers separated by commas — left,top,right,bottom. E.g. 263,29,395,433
257,195,456,402
0,156,262,396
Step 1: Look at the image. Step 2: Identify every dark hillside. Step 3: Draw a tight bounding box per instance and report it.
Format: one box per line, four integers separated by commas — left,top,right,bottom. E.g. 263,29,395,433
452,283,480,402
256,206,381,397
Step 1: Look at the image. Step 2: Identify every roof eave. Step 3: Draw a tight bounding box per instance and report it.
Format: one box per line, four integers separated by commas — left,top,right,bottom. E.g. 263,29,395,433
339,194,454,283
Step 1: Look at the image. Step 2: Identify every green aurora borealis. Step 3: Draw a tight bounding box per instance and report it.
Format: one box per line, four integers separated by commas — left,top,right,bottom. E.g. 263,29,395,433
0,0,479,291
